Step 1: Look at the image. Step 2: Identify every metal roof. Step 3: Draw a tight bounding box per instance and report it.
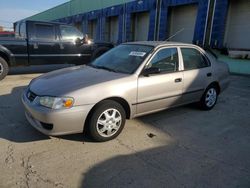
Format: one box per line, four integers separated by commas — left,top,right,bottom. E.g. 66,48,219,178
26,0,135,22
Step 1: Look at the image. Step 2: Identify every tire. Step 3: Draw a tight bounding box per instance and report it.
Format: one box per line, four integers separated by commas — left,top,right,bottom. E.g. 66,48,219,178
199,85,218,110
0,57,9,81
88,100,126,142
91,47,110,61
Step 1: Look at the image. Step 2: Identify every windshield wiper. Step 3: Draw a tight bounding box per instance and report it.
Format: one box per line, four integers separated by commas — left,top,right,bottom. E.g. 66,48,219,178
88,64,118,73
97,66,119,73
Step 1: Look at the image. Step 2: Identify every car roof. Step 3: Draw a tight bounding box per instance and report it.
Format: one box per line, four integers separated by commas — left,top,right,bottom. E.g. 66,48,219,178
124,41,199,48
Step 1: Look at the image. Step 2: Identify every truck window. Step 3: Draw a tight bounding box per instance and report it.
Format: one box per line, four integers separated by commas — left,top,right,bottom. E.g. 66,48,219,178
60,25,83,41
35,24,56,40
20,22,26,38
14,22,20,37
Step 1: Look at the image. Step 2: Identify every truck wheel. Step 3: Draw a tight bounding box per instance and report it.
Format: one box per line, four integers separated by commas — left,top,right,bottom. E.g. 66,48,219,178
91,47,110,61
88,100,126,142
0,57,9,81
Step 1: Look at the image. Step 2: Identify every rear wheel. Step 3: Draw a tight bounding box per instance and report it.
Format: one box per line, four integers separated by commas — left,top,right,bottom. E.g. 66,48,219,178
88,100,126,142
0,57,9,81
200,85,218,110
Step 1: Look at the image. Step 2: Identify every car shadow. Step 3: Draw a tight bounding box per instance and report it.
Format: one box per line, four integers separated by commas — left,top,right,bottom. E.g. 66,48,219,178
0,86,51,142
80,142,250,188
80,103,250,188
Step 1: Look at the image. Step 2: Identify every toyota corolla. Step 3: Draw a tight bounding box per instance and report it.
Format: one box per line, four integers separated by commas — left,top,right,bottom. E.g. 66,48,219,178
22,41,229,142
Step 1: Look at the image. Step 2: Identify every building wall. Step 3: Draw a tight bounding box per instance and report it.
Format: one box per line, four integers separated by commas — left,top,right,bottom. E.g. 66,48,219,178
27,0,135,21
24,0,250,51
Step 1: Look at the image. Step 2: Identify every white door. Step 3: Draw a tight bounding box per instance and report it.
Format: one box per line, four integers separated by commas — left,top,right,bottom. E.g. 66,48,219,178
74,22,82,32
134,12,150,41
88,20,97,39
224,0,250,49
109,16,119,44
167,4,198,43
105,16,119,43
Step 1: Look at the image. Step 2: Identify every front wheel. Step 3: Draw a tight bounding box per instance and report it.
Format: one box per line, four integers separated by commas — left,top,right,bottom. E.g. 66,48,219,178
88,100,126,142
199,85,218,110
0,57,9,81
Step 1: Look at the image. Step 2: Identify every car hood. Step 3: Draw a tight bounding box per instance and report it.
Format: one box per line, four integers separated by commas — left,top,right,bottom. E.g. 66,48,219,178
29,65,128,96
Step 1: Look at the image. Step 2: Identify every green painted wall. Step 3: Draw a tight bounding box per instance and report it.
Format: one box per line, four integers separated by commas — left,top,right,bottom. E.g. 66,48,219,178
27,0,135,21
218,55,250,75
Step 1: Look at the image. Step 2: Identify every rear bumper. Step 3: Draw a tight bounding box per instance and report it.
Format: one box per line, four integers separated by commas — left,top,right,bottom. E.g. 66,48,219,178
22,92,94,136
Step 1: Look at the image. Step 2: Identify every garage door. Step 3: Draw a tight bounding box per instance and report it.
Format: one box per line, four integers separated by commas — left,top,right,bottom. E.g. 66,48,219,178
167,4,198,43
133,12,150,41
88,20,97,40
105,16,119,44
74,22,82,32
224,0,250,50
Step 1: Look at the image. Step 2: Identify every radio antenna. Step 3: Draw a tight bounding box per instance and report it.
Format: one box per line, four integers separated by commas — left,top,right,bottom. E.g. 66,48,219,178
165,28,185,41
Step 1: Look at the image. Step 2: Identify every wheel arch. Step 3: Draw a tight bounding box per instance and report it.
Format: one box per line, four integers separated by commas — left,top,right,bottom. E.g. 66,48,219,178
0,50,10,65
84,97,131,132
207,81,221,95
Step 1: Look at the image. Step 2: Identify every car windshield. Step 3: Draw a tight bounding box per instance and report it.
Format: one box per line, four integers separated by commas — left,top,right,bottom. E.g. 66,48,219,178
89,44,153,74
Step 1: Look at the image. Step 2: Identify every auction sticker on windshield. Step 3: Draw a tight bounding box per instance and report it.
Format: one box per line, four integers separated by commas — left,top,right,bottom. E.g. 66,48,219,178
129,51,146,57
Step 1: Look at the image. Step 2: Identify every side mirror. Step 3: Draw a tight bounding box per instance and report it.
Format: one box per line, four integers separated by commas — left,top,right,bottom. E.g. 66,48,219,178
142,67,161,76
75,38,83,46
82,34,92,44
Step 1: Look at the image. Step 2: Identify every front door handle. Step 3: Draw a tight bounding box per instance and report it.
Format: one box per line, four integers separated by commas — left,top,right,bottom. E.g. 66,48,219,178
175,78,182,83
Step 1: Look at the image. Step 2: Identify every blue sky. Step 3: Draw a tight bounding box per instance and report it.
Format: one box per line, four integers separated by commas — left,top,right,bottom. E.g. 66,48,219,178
0,0,69,30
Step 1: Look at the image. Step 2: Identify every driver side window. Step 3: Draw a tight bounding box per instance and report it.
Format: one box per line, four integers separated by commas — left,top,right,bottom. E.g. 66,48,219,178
60,25,83,41
147,48,179,73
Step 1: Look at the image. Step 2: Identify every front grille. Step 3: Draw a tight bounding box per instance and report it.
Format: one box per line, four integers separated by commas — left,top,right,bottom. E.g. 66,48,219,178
27,90,37,102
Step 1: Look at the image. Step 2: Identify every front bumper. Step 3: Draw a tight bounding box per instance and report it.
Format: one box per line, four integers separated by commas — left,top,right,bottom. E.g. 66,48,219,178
22,92,94,136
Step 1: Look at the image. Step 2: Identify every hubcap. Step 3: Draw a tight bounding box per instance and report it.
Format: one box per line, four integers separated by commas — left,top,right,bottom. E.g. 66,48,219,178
0,63,3,75
96,108,122,137
205,88,217,107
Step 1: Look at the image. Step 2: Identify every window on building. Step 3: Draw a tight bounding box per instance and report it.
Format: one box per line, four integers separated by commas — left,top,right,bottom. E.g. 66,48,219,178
181,48,210,70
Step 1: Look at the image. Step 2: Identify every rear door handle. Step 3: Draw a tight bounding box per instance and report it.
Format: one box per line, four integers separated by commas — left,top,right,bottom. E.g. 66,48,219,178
175,78,182,83
207,73,212,77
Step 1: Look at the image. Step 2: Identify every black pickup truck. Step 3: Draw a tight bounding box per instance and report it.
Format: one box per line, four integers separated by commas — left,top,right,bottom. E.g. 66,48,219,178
0,20,114,80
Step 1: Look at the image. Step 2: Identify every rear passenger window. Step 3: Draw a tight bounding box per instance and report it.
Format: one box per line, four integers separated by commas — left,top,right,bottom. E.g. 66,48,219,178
181,48,210,70
35,24,55,40
147,48,179,73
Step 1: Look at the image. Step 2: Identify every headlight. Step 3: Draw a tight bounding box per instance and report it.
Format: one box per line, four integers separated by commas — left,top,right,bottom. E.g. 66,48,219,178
39,96,74,109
